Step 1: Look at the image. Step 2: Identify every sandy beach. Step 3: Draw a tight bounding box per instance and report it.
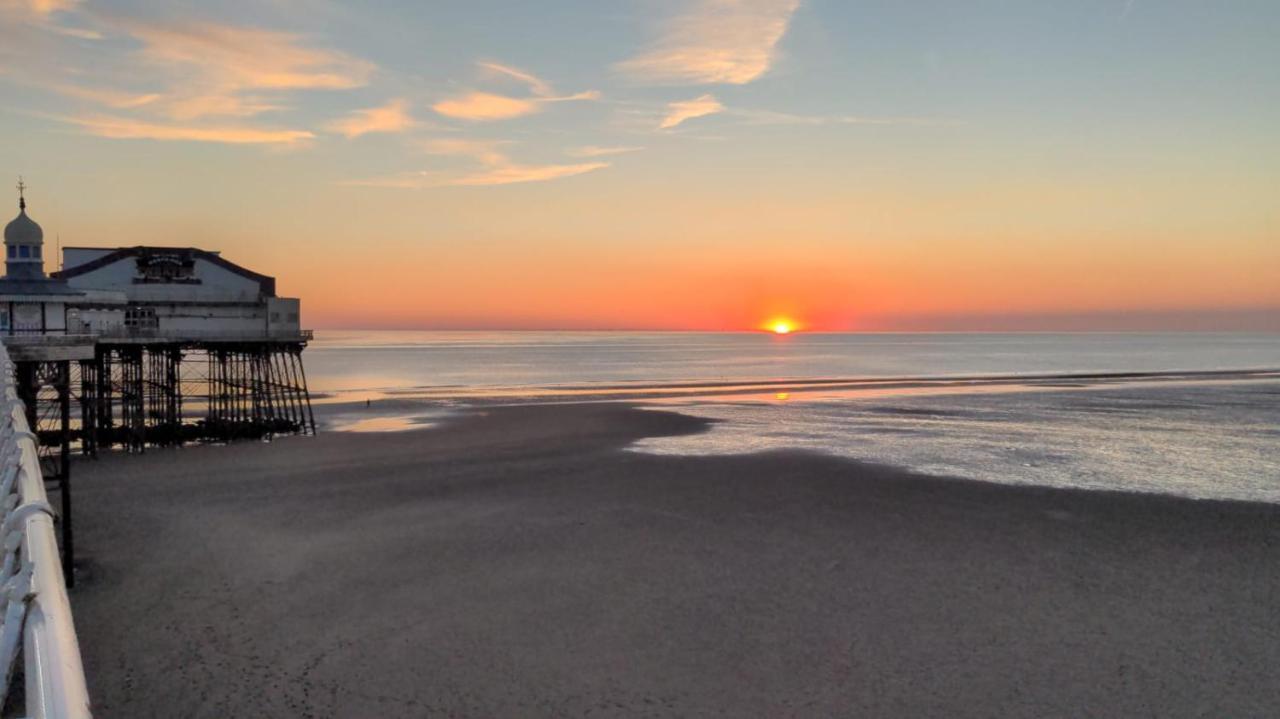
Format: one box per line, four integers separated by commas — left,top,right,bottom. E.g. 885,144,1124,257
69,403,1280,717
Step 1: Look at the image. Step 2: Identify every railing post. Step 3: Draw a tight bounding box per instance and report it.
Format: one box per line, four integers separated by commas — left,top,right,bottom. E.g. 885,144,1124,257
58,360,73,585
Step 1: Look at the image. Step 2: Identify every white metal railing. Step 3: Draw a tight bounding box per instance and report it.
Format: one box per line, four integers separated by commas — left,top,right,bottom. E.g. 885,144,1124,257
0,344,92,718
4,326,314,343
89,326,313,341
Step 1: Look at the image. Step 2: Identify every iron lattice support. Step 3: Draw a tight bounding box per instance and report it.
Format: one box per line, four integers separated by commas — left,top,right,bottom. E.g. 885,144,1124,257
78,341,314,453
73,358,97,458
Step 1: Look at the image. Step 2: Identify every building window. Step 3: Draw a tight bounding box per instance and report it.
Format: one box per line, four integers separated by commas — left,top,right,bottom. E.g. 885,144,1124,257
286,313,298,322
32,246,40,258
17,246,28,258
124,307,158,329
5,246,13,258
270,312,280,322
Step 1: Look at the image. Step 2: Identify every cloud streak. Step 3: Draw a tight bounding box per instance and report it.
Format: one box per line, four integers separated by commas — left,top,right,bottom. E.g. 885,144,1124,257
0,0,100,38
659,94,724,129
17,11,381,145
351,139,609,188
451,162,608,187
433,61,599,121
731,108,940,127
479,61,554,97
617,0,801,85
9,0,78,15
117,19,374,120
64,114,315,145
325,98,414,137
568,145,644,158
45,82,160,109
421,138,511,166
432,92,539,121
424,139,608,186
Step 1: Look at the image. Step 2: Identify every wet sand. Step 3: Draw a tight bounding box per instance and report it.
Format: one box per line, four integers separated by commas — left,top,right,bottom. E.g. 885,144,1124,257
69,403,1280,717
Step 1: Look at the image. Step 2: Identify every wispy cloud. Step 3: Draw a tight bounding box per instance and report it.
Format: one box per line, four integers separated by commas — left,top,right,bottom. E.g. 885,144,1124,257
123,20,372,92
421,138,511,166
14,10,378,145
64,114,314,145
324,98,414,137
350,139,609,188
451,162,608,187
0,0,100,38
6,0,77,15
117,19,374,120
617,99,937,133
540,90,603,103
731,108,939,127
617,0,801,85
479,61,554,97
433,61,599,122
659,94,724,129
568,145,644,158
45,82,160,109
423,139,608,186
432,92,539,121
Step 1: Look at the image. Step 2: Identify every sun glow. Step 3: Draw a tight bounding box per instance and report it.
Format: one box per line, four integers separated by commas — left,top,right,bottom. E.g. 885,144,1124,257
766,319,795,335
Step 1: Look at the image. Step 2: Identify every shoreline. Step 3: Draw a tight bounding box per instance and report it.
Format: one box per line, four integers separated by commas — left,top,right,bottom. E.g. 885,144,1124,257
308,366,1280,406
70,402,1280,716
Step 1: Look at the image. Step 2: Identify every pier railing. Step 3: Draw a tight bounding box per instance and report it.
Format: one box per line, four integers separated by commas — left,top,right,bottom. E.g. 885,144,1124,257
0,342,92,718
89,326,313,342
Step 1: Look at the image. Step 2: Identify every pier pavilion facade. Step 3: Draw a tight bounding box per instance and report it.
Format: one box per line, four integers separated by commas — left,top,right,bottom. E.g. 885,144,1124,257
52,245,317,453
3,186,315,463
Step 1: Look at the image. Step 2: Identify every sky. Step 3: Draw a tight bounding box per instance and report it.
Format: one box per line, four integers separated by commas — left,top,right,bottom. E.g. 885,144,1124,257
0,0,1277,331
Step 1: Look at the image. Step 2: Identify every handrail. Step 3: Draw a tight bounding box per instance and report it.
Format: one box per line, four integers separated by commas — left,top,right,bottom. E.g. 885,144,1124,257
89,327,313,341
2,328,314,342
0,343,93,718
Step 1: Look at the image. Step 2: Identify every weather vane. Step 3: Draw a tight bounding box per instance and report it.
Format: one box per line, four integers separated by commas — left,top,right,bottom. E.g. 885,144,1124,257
16,176,25,210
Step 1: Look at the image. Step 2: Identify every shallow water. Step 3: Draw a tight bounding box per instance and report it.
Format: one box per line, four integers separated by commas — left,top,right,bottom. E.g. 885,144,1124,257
306,331,1280,399
633,379,1280,503
307,331,1280,502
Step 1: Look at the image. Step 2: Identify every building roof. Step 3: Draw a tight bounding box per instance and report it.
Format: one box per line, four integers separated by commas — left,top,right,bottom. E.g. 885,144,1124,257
0,277,82,297
5,203,43,247
53,246,277,297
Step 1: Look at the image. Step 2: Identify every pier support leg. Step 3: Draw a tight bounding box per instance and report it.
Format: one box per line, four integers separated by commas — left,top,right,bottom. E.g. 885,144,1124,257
76,359,97,458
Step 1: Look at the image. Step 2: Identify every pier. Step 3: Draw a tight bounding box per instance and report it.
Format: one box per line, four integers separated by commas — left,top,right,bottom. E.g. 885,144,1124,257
1,185,315,592
2,192,316,452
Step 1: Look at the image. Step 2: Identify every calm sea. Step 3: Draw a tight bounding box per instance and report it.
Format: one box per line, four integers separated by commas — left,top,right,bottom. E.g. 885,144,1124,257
306,331,1280,503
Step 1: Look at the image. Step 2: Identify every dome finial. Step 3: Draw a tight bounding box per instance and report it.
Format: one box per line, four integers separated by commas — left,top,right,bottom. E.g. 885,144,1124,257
16,177,25,212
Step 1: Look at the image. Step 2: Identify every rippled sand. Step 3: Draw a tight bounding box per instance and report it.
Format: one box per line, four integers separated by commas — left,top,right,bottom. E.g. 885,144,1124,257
71,403,1280,717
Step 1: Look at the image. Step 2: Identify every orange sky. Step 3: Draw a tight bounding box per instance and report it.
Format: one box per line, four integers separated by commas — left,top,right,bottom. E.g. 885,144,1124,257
3,1,1278,331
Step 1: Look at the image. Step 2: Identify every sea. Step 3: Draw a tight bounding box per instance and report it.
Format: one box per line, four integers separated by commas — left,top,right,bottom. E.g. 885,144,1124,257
305,331,1280,503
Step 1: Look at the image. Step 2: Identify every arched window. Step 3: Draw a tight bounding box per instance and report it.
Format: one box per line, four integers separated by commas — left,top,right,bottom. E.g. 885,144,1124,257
18,246,29,258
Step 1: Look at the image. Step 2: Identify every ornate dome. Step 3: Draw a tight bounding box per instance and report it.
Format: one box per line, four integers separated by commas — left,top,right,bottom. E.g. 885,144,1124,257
5,181,47,280
4,205,43,247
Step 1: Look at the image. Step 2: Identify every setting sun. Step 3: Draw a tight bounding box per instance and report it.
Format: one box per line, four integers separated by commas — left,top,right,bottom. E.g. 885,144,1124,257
768,319,795,335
